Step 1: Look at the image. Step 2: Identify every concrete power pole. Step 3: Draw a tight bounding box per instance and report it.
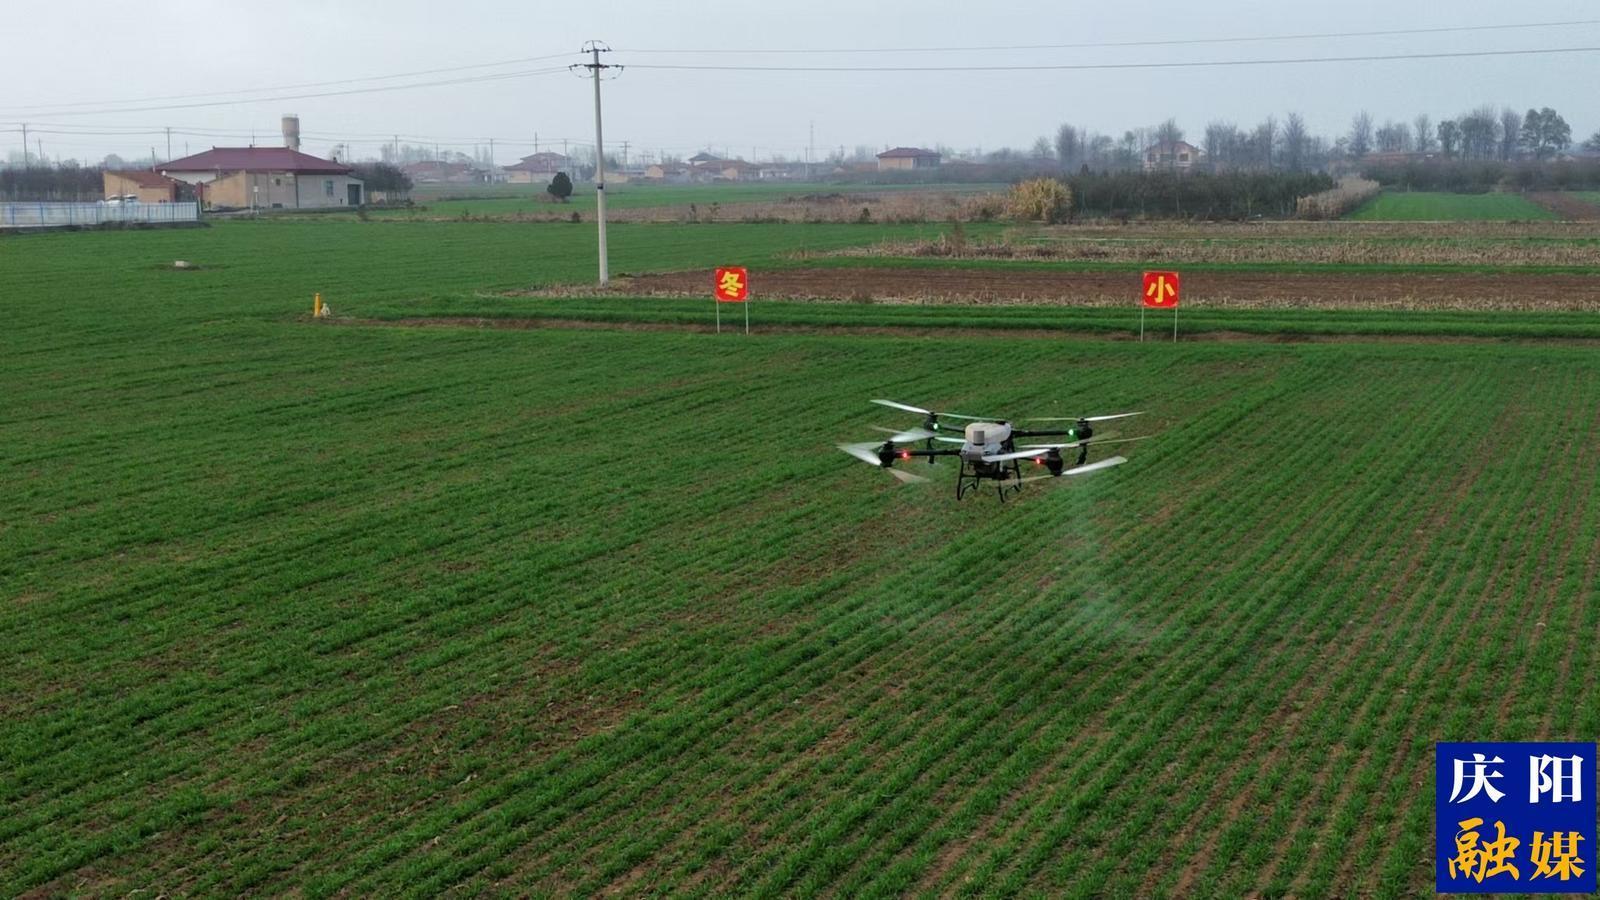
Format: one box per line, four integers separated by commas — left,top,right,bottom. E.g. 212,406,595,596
576,41,619,286
20,123,28,167
165,126,172,162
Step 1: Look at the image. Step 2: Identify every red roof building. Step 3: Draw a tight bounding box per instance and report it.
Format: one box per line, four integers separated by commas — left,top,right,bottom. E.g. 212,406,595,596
159,147,363,210
876,147,941,171
161,146,353,175
102,170,181,203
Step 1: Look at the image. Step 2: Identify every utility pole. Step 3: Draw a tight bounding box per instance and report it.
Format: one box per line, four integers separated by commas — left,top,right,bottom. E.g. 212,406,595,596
619,140,629,168
575,40,618,285
489,137,495,168
165,126,172,162
20,123,28,167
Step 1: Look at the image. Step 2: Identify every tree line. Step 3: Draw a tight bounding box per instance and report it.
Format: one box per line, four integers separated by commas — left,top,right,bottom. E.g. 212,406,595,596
0,163,103,202
1033,107,1595,174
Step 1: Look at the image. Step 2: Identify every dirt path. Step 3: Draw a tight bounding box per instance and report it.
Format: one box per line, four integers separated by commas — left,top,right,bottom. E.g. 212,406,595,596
600,267,1600,312
1530,192,1600,221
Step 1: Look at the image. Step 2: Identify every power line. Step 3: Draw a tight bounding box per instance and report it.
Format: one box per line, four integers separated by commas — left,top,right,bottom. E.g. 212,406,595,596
1,66,574,119
627,45,1600,73
620,18,1600,54
0,51,580,115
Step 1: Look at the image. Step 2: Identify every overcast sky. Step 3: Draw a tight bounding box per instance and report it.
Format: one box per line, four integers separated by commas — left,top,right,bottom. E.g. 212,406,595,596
5,0,1598,165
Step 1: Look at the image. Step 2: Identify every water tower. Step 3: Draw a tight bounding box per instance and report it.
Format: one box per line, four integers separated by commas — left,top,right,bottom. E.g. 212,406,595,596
281,114,301,152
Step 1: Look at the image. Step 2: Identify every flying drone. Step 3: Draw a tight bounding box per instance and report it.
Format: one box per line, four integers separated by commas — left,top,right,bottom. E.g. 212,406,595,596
838,399,1148,501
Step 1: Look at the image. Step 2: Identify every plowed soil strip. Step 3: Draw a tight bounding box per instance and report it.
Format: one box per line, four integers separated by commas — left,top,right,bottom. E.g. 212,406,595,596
597,267,1600,311
347,317,1600,346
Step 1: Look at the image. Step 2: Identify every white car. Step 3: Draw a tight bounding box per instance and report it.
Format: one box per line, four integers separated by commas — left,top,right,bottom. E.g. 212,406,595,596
103,195,140,206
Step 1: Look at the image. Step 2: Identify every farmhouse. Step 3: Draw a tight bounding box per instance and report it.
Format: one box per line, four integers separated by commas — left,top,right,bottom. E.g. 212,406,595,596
103,170,180,203
876,147,941,171
644,163,691,183
713,160,760,182
160,147,363,209
1143,141,1204,172
504,152,572,183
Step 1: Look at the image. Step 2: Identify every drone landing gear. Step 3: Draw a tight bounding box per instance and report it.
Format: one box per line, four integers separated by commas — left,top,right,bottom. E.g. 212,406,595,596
956,459,1026,502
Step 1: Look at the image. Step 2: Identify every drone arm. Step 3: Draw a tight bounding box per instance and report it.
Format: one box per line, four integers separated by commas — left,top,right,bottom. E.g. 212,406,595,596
898,448,960,459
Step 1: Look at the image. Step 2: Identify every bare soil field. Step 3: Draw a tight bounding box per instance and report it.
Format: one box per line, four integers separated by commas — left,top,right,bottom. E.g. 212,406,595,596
595,267,1600,312
1530,192,1600,221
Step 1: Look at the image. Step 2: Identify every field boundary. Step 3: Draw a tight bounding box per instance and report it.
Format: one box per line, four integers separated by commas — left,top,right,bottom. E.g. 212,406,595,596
330,314,1600,346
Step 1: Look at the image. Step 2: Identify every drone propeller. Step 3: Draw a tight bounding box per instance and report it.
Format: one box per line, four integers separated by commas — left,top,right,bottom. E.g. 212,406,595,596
1013,435,1149,453
838,442,887,467
869,426,938,443
870,399,934,416
871,399,1002,425
838,442,930,485
1026,412,1145,423
1063,456,1129,476
887,468,930,484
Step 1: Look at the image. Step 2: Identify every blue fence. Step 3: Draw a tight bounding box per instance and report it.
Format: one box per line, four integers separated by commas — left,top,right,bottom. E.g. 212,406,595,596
0,202,200,228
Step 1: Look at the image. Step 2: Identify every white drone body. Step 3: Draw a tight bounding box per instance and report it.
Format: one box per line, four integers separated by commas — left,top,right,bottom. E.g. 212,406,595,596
838,399,1148,501
958,422,1013,462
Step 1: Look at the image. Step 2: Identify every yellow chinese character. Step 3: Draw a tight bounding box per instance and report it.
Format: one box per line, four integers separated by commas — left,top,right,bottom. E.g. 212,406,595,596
1450,818,1521,883
719,271,743,296
1146,276,1174,303
1530,831,1586,881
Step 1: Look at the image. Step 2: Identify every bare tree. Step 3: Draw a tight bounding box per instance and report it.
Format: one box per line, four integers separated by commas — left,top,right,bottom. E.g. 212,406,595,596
1438,120,1461,159
1054,124,1082,170
1153,118,1185,170
1458,107,1499,160
1348,111,1374,158
1086,133,1115,170
1499,108,1523,160
1204,121,1242,171
1413,114,1435,153
1031,136,1054,160
1251,116,1277,170
1280,113,1309,172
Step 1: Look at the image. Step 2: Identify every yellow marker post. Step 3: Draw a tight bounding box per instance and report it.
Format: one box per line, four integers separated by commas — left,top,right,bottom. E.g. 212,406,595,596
313,293,323,318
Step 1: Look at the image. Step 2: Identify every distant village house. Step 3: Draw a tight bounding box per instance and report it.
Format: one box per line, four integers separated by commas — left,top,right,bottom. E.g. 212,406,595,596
504,153,573,183
402,160,487,184
1143,141,1204,173
103,170,180,203
876,147,941,171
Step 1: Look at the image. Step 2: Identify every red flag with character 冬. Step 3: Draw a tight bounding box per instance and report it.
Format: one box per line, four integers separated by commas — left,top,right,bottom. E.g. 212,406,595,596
1143,271,1180,308
714,267,749,302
